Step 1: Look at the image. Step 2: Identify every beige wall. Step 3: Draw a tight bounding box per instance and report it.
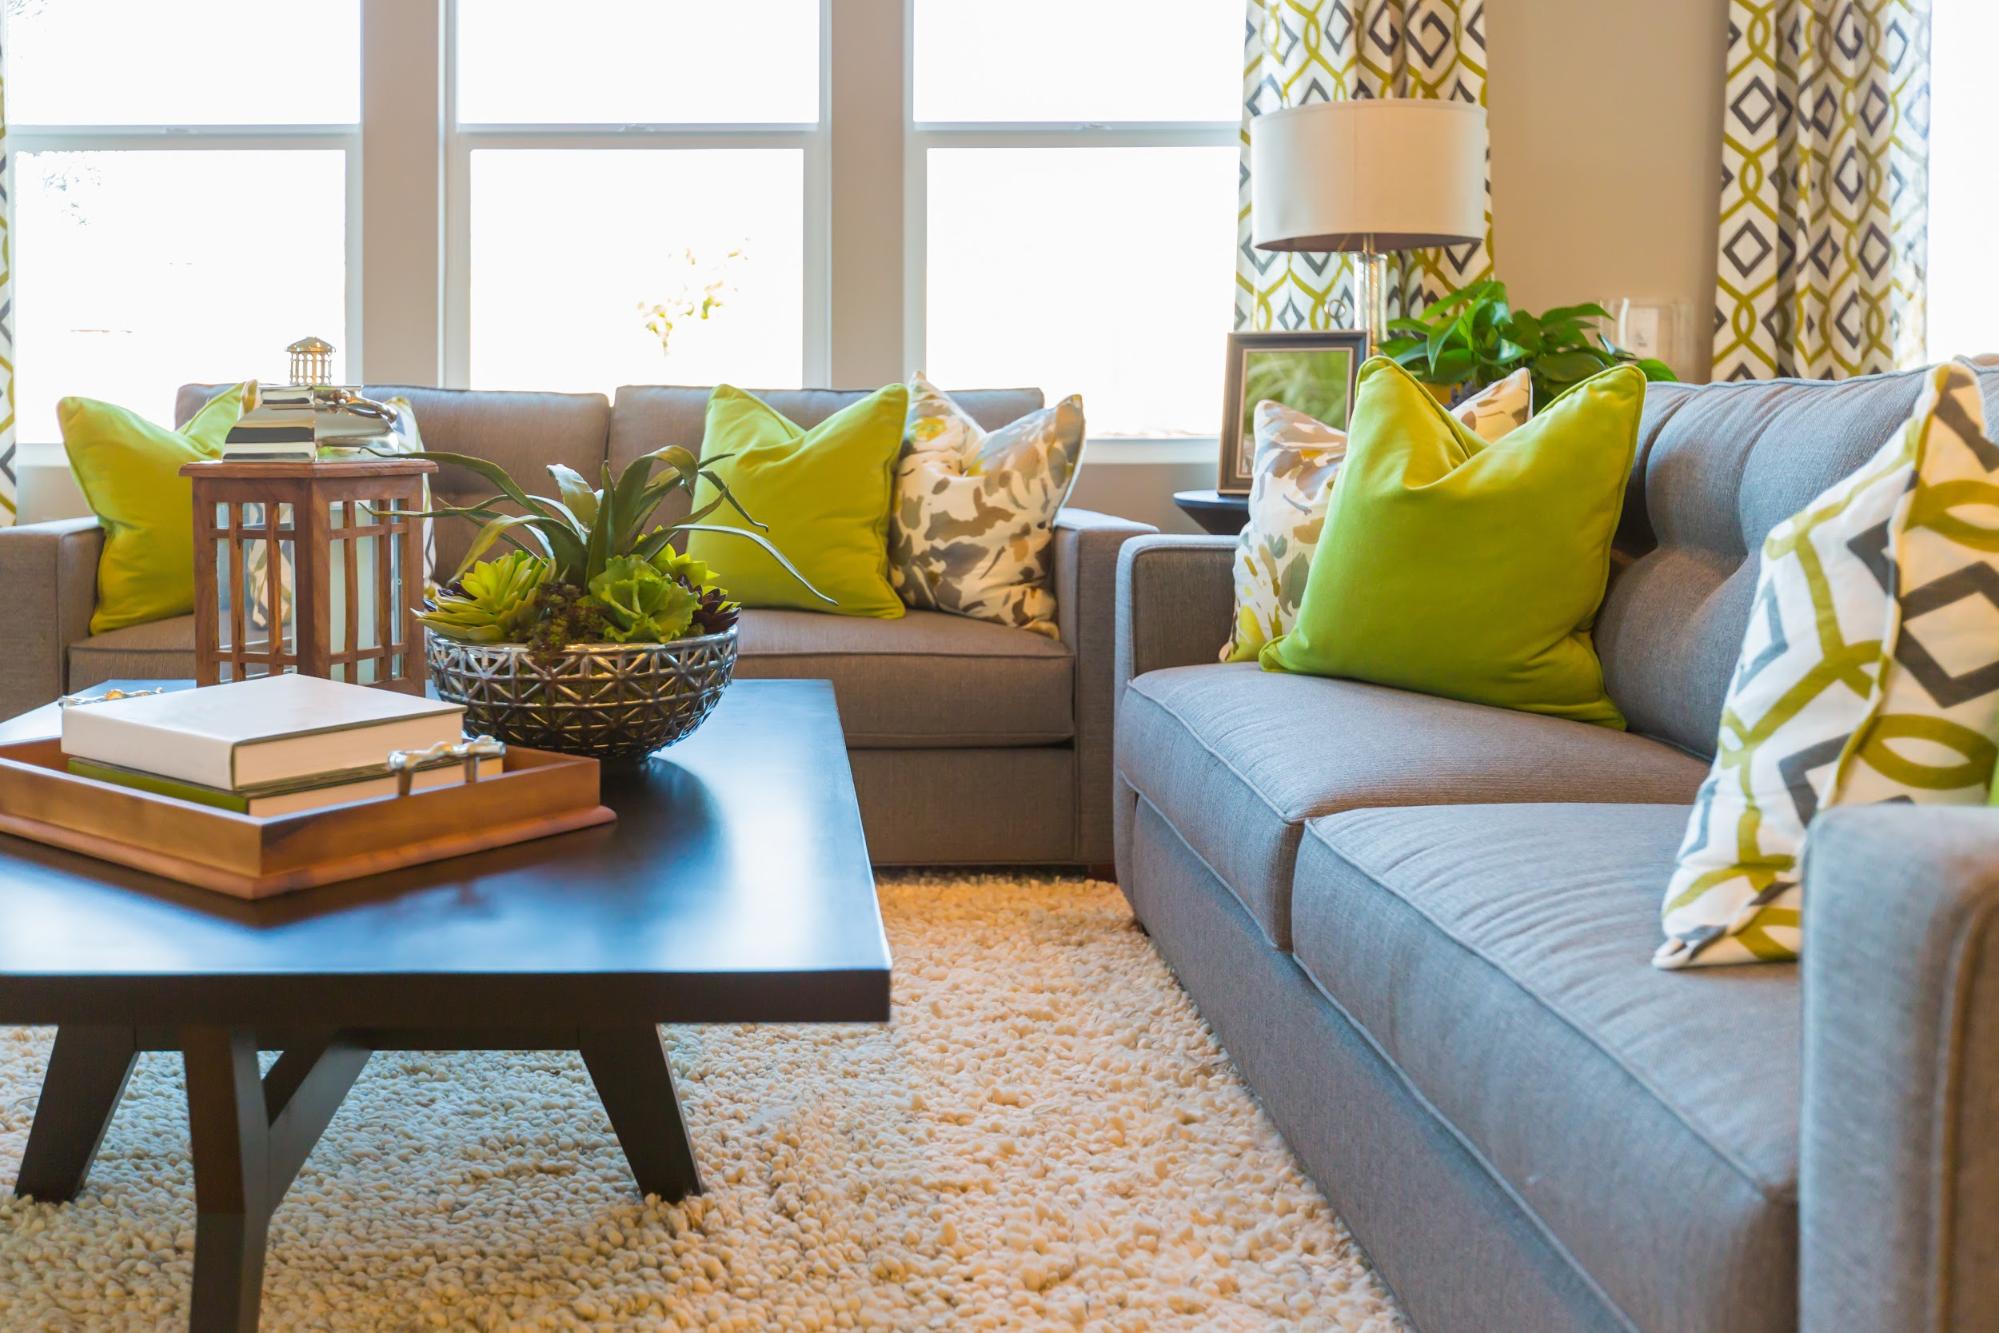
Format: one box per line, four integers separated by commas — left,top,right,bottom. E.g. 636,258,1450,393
1486,0,1730,382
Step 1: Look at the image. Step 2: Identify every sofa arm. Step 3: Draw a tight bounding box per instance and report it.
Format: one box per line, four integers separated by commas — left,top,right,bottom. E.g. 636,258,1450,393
1800,805,1999,1331
0,517,101,721
1112,533,1236,698
1052,507,1155,865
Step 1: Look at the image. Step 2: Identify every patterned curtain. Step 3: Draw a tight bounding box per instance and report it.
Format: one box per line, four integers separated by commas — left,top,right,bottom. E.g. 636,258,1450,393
1713,0,1931,381
1235,0,1495,333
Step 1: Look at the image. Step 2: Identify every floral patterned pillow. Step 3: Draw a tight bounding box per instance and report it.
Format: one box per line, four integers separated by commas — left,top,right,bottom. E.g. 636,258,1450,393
1220,369,1533,662
889,374,1084,639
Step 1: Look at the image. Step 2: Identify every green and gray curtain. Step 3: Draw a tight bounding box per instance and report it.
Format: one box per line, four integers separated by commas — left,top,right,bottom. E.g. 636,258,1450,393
1234,0,1494,333
1713,0,1931,380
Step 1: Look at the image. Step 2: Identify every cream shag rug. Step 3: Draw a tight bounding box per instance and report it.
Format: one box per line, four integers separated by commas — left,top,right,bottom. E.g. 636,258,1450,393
0,873,1401,1330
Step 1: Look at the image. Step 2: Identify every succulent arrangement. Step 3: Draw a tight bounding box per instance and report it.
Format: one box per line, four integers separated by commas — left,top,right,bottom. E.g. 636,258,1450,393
404,444,823,654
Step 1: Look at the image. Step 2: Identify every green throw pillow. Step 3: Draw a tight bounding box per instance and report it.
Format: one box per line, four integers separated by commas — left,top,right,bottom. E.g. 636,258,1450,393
61,384,249,635
686,384,908,617
1259,357,1643,728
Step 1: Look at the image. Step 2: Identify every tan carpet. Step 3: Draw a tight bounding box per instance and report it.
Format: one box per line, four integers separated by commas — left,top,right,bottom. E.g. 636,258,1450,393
0,873,1401,1330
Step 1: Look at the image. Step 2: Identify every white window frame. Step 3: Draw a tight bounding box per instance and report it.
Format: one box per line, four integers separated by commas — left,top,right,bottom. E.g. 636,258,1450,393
435,0,832,390
898,0,1236,449
14,0,1233,455
7,121,365,389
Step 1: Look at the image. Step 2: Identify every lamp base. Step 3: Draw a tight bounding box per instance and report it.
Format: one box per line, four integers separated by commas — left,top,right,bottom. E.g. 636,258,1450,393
1354,247,1389,356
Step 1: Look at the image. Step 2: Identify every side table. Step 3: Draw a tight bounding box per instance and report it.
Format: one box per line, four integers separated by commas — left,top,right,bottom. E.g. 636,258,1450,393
1172,489,1249,537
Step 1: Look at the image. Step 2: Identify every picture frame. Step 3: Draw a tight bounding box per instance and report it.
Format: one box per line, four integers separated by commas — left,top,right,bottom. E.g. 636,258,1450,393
1218,329,1368,493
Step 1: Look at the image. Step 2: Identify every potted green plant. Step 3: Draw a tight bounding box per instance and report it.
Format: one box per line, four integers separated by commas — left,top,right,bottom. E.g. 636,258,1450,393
1377,279,1677,408
406,444,824,762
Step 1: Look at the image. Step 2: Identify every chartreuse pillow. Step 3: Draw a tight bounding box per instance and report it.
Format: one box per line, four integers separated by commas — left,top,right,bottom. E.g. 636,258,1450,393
686,383,908,616
1260,358,1643,728
61,383,249,634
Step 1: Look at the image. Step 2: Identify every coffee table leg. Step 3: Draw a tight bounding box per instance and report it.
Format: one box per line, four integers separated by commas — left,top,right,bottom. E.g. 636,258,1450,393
579,1026,703,1202
14,1025,139,1201
182,1028,271,1333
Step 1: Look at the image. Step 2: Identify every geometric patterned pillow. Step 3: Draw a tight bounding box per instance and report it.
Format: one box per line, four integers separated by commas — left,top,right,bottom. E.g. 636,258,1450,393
1219,369,1532,662
889,374,1084,639
1657,360,1999,968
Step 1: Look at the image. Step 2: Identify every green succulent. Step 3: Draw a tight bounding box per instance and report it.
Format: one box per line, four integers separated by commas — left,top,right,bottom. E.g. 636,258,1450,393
419,550,547,643
650,546,720,590
586,555,701,645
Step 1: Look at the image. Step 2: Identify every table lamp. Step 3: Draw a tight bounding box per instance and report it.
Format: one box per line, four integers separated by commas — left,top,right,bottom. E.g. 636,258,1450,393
1250,98,1487,351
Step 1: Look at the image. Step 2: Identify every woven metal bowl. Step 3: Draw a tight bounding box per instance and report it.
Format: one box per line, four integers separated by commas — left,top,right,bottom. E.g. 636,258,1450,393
427,628,738,764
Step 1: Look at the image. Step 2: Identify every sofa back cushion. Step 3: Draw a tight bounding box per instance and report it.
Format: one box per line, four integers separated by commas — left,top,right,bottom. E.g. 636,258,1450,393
362,386,610,577
1599,365,1999,757
608,385,1045,528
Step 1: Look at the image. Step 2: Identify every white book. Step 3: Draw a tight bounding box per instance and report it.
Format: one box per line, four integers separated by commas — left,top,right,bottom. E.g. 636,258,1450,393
60,674,466,792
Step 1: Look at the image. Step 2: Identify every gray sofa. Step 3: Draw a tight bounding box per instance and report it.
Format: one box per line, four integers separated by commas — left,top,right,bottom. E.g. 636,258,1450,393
1113,364,1999,1331
1,383,1151,868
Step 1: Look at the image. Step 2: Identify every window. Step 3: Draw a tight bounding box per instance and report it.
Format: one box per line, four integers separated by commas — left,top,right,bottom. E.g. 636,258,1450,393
911,1,1243,437
9,0,358,443
1926,0,1999,363
452,0,820,393
12,2,1242,446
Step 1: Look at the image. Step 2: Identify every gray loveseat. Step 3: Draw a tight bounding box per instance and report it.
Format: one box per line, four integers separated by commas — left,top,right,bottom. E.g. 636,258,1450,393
1,383,1151,867
1114,365,1999,1331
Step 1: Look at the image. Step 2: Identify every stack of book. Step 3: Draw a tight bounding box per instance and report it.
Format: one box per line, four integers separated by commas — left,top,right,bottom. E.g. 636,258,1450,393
61,674,487,817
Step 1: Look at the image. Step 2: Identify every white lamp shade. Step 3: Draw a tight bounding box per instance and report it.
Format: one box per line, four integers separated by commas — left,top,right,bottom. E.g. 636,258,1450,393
1250,98,1487,252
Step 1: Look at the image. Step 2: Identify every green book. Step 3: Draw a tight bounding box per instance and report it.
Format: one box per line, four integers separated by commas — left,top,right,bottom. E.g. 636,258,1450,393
68,752,500,818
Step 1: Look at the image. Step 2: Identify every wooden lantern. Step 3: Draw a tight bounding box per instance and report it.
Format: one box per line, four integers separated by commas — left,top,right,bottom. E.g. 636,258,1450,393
181,457,437,694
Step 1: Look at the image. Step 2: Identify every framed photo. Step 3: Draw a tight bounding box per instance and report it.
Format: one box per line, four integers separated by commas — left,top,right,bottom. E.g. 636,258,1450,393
1218,330,1368,493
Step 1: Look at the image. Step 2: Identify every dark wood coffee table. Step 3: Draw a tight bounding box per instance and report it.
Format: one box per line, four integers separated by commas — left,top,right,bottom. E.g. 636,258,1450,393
0,679,889,1331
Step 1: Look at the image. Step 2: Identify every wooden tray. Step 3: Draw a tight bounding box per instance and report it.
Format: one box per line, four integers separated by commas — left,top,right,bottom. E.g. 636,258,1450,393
0,739,615,899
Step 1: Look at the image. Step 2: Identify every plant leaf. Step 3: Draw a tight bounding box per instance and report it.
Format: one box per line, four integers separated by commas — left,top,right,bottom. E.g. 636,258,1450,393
669,522,836,605
1538,302,1612,327
451,515,552,579
1533,350,1610,384
392,449,562,523
546,464,600,525
1431,348,1476,383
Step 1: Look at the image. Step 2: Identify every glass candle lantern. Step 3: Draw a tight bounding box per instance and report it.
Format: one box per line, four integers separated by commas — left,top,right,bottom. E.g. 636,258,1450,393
181,457,436,693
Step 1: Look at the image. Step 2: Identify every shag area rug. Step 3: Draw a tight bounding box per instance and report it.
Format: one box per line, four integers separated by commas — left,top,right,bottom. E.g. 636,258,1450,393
0,873,1401,1329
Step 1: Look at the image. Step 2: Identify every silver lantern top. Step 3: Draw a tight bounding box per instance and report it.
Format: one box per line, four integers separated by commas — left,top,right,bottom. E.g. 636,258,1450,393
288,335,336,387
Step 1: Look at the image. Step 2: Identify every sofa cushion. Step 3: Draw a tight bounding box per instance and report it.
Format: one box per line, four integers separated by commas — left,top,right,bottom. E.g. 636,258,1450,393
1115,664,1707,950
734,608,1071,748
1603,365,1999,756
365,385,610,578
1293,802,1798,1330
67,613,198,691
61,608,1071,751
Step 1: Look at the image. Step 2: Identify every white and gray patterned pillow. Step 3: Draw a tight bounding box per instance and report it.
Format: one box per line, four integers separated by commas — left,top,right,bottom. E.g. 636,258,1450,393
889,374,1084,639
1658,360,1999,967
1220,369,1532,662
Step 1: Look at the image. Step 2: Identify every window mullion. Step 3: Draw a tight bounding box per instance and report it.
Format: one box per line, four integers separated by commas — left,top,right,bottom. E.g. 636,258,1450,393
825,0,907,388
360,0,445,387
